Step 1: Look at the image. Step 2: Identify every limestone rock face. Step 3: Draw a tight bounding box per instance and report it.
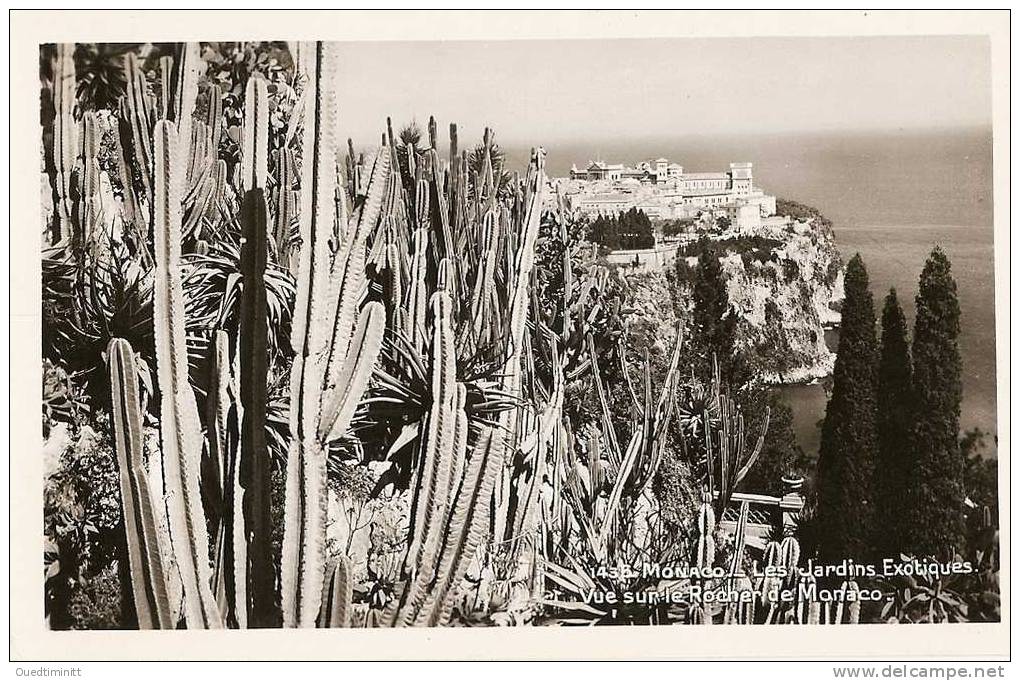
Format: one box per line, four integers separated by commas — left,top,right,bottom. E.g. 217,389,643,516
617,216,844,384
720,219,844,383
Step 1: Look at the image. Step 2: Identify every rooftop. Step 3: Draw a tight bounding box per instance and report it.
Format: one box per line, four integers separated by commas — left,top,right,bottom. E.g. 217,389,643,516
683,172,730,180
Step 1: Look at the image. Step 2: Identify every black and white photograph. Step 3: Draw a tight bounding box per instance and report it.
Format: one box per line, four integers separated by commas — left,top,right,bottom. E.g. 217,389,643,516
10,9,1010,666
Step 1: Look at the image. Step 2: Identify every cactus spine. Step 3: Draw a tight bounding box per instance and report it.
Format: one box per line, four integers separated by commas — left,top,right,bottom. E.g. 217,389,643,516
108,338,173,629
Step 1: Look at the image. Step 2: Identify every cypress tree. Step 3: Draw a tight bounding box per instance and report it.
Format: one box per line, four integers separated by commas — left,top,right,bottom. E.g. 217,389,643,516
905,247,964,558
690,244,739,386
815,254,878,562
873,288,914,557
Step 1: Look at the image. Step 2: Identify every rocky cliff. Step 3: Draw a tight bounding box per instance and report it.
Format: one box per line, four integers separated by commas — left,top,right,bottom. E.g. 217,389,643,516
720,218,844,382
616,215,843,385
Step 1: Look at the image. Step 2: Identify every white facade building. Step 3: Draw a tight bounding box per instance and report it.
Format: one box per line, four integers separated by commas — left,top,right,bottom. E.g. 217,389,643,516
563,158,776,230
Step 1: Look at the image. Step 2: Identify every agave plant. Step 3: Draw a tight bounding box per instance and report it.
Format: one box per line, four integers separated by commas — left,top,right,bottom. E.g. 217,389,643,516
874,558,972,624
181,233,295,364
43,238,156,410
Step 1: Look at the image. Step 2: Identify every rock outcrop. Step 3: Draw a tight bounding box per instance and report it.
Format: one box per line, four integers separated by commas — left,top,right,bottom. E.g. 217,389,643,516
612,215,843,384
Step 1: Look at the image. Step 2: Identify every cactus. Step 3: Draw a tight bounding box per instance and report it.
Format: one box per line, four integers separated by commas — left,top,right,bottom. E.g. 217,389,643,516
376,148,551,627
109,121,143,245
77,111,103,242
206,330,247,628
800,573,821,624
779,535,801,589
273,148,296,258
695,498,716,571
704,371,771,516
318,556,353,628
107,338,173,629
205,83,223,155
240,76,270,192
151,120,221,628
49,43,77,244
167,43,202,138
238,187,273,626
280,40,338,628
727,500,749,578
846,580,861,624
281,41,387,628
120,52,155,201
388,289,462,626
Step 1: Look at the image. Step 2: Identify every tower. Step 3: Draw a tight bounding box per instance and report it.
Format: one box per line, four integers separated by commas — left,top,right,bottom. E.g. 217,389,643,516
729,162,753,194
654,157,669,183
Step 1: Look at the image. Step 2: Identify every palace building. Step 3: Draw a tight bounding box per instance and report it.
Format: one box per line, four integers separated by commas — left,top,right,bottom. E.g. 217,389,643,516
562,158,775,229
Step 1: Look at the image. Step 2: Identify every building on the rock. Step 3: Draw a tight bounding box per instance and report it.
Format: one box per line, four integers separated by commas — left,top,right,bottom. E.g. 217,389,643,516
563,158,776,229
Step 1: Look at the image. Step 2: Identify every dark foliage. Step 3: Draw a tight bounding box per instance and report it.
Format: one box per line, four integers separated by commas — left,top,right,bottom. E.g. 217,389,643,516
687,242,741,388
815,254,878,562
873,288,914,557
589,208,655,251
961,428,998,522
904,247,965,558
775,197,834,231
42,242,156,414
73,44,132,111
741,389,809,496
675,234,783,261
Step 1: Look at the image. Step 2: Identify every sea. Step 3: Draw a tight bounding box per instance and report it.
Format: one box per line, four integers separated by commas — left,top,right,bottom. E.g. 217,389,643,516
509,127,998,458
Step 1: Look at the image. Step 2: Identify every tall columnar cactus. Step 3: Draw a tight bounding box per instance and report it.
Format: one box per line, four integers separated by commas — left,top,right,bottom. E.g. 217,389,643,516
231,57,276,627
318,557,354,628
273,148,296,258
240,76,270,192
50,43,77,244
727,500,749,578
109,120,142,242
704,373,771,516
151,120,221,628
120,52,155,200
778,535,800,590
282,41,387,628
281,39,337,629
108,338,173,629
207,330,247,628
77,111,103,241
168,43,202,139
695,497,716,571
490,151,546,547
387,289,463,626
845,580,861,624
239,185,274,626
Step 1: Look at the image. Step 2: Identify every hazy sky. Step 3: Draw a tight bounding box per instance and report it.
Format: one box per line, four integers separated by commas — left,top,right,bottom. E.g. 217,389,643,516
332,35,990,146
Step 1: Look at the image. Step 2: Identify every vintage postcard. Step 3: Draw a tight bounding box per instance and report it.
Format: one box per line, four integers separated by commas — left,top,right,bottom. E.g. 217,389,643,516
9,10,1010,663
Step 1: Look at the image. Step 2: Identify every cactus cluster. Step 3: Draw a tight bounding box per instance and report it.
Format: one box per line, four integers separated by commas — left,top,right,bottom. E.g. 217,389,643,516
81,40,563,629
50,39,787,630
